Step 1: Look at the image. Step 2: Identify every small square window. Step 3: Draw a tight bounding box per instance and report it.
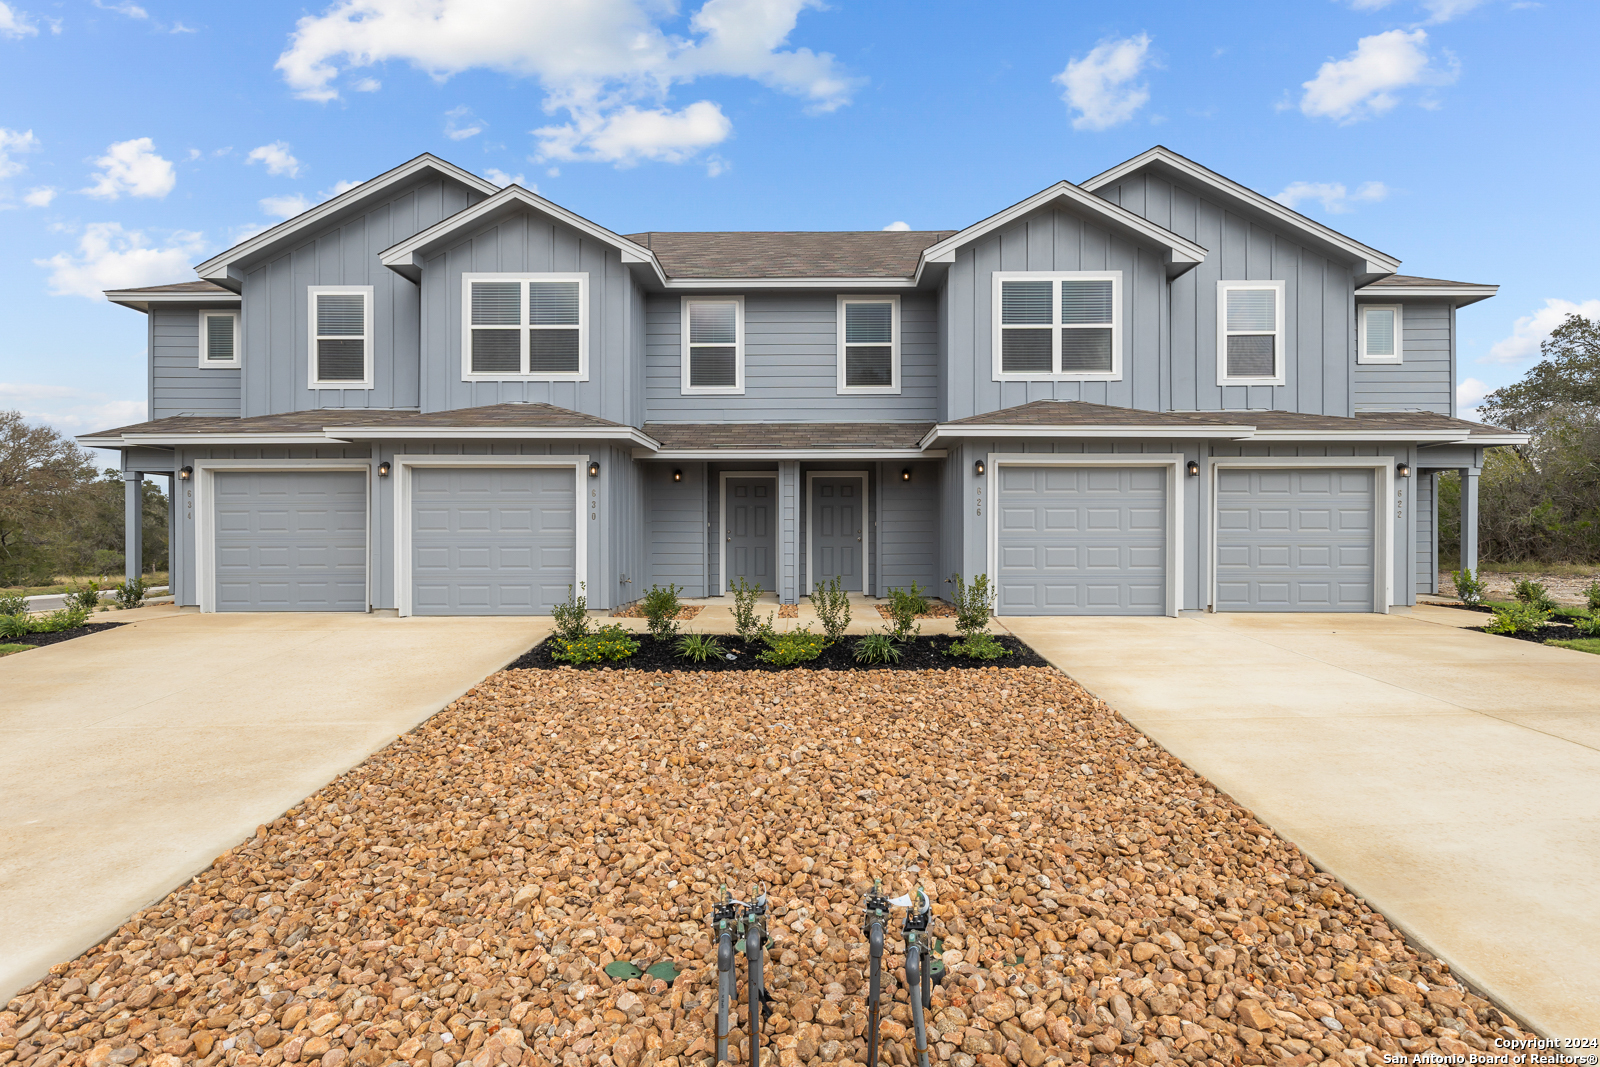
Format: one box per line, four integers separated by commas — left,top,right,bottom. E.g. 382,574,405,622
198,310,239,368
1358,304,1404,364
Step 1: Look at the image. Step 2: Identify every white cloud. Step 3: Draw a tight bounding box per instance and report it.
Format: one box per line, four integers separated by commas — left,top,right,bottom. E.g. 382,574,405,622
445,106,485,140
36,222,206,299
0,1,37,37
483,168,527,188
94,0,148,18
246,141,301,177
1342,0,1489,20
260,193,312,219
0,127,39,177
23,186,55,207
1456,377,1489,416
275,0,857,166
0,384,148,435
882,220,910,232
1054,33,1153,132
1485,298,1600,364
323,178,360,196
82,138,177,199
1298,29,1457,123
351,77,381,91
1272,180,1388,213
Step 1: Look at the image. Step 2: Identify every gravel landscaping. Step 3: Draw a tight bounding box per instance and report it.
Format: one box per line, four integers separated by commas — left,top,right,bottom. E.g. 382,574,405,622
508,635,1048,673
609,607,705,622
1,665,1529,1067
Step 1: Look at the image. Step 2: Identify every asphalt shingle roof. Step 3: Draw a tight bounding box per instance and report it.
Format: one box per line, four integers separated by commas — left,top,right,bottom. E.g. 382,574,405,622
621,231,956,279
642,422,933,450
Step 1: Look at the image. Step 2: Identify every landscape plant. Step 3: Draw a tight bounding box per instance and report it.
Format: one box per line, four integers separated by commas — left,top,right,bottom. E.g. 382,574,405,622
853,631,902,664
948,572,995,635
551,623,639,664
809,575,851,641
1452,568,1486,607
731,576,768,642
676,632,724,663
551,583,590,642
1512,578,1557,613
944,630,1010,660
757,626,826,667
1586,580,1600,613
1483,602,1551,635
640,582,684,640
0,591,26,616
1571,613,1600,638
113,577,148,610
65,581,102,611
0,613,28,639
885,584,924,641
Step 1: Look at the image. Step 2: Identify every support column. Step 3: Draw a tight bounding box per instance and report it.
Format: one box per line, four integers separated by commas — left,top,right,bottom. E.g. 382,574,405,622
778,460,800,604
1460,467,1480,575
124,471,143,585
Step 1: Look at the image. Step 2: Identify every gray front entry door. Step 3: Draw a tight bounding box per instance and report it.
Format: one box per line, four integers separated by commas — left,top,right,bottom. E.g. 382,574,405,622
411,467,576,615
213,470,367,611
724,477,774,592
996,466,1166,615
1214,468,1375,611
810,477,863,592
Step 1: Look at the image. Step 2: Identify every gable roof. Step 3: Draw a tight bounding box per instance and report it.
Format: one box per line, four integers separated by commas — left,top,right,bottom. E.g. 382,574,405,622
105,280,239,312
193,154,499,291
1357,274,1498,306
1081,146,1401,284
623,231,956,280
915,180,1209,282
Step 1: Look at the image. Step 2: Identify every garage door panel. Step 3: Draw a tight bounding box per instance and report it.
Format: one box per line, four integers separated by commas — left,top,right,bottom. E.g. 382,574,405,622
1215,467,1374,612
213,470,367,612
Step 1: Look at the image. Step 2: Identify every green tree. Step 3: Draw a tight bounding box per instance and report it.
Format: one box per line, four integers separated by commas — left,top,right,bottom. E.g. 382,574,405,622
1481,313,1600,430
0,410,99,584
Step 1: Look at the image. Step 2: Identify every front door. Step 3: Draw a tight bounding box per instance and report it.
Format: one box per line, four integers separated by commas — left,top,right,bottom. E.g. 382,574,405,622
810,477,863,592
724,477,774,593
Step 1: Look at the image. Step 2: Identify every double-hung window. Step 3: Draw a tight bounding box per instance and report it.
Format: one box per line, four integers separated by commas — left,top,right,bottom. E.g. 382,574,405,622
1358,304,1403,364
992,271,1121,381
1217,280,1286,385
681,296,744,394
837,295,899,393
462,273,587,380
308,286,373,389
198,309,239,368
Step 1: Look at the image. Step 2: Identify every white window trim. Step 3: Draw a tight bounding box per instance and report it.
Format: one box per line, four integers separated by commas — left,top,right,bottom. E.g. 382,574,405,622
459,272,590,382
307,285,375,390
197,309,240,369
991,271,1123,382
681,295,745,395
1216,279,1286,387
835,295,901,395
1358,302,1404,365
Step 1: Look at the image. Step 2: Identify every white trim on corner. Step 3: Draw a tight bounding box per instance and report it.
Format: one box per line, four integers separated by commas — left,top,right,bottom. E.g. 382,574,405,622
392,454,589,618
192,459,372,614
717,469,779,596
836,295,901,395
1207,456,1396,615
197,309,241,368
308,285,375,390
991,271,1124,382
460,272,590,382
1357,303,1404,365
983,453,1184,618
681,295,745,395
804,470,870,595
1217,279,1286,387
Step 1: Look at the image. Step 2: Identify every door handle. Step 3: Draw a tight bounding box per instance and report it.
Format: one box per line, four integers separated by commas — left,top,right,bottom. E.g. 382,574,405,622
856,530,862,541
727,534,732,542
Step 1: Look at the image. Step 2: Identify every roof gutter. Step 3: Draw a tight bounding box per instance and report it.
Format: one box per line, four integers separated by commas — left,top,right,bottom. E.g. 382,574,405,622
920,424,1255,449
634,448,945,461
325,426,660,449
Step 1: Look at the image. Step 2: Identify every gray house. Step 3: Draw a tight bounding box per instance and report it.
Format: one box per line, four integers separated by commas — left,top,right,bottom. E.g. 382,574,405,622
84,147,1521,617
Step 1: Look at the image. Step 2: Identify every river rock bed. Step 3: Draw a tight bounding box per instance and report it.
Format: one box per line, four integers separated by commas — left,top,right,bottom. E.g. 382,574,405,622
2,666,1528,1067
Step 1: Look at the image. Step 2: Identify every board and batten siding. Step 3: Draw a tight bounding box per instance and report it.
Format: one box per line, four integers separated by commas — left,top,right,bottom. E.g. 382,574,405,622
644,462,709,598
1354,300,1454,415
150,307,241,418
1094,171,1356,417
419,209,641,423
643,291,939,422
878,461,941,595
240,175,486,417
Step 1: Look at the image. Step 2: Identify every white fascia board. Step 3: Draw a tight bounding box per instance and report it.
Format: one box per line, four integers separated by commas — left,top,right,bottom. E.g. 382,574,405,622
326,425,660,449
194,155,499,286
105,291,242,312
378,185,665,286
1247,430,1466,443
1082,147,1402,276
1439,434,1527,446
920,424,1254,449
634,448,945,461
659,277,917,290
115,433,351,446
1358,285,1499,306
913,180,1208,284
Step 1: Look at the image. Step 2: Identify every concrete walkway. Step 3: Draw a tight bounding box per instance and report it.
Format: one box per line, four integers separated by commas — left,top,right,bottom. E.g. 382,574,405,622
1000,606,1600,1038
0,607,549,1002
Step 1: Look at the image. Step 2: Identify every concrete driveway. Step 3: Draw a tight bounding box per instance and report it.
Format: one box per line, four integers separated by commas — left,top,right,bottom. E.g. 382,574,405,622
1000,606,1600,1038
0,607,548,1002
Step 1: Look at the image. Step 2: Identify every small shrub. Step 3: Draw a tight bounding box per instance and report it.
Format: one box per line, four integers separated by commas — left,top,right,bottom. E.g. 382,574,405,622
1513,578,1557,613
552,623,639,664
853,632,902,665
1585,581,1600,614
809,575,851,642
1483,602,1551,635
0,613,29,639
945,631,1010,660
0,592,27,616
30,607,90,634
758,626,827,667
65,581,102,612
551,583,591,642
1452,568,1486,608
677,632,725,663
731,576,768,642
1571,613,1600,638
641,582,685,641
947,572,995,635
885,586,924,641
113,577,149,610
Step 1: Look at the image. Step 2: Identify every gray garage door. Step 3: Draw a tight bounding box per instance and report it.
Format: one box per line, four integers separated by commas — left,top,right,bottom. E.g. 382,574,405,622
411,467,576,615
996,465,1167,615
213,470,368,611
1215,468,1375,612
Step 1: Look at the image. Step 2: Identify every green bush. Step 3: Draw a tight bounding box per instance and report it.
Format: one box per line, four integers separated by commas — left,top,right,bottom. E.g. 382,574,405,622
885,584,925,641
551,583,591,642
0,592,27,616
1585,581,1600,613
731,575,769,643
641,582,684,640
552,623,639,664
809,575,851,641
0,613,28,639
853,632,902,665
1452,568,1486,608
758,626,827,667
113,577,148,610
677,632,725,663
947,572,995,635
1483,602,1551,635
1572,613,1600,637
944,631,1010,660
1513,578,1557,613
65,581,102,611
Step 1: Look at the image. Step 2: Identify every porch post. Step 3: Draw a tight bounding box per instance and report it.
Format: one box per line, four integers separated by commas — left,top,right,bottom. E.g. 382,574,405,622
124,471,143,584
1460,467,1480,575
778,460,800,604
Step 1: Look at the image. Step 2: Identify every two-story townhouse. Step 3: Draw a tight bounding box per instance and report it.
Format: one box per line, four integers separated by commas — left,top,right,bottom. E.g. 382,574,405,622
84,147,1522,617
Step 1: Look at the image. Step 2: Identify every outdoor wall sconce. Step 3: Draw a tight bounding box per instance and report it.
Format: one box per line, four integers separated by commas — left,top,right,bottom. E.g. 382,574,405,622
1186,460,1200,477
901,467,912,482
588,461,601,478
672,468,683,482
973,459,986,476
1397,463,1412,478
178,465,193,481
378,461,391,477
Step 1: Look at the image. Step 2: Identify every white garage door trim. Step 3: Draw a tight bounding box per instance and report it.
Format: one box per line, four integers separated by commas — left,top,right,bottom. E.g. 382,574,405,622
985,453,1185,618
193,459,373,614
394,455,589,617
1209,456,1395,614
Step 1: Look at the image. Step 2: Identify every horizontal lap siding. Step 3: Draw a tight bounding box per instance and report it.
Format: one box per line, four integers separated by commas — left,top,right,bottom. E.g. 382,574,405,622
1354,301,1453,414
152,308,240,418
1417,472,1437,594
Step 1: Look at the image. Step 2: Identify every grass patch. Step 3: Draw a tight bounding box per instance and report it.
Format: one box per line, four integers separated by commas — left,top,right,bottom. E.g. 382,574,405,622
0,572,169,598
1546,637,1600,655
1442,560,1600,578
0,642,31,656
1484,598,1591,620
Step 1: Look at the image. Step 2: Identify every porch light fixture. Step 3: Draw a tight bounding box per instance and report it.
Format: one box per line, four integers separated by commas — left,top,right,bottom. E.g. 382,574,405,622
672,468,683,482
378,461,391,477
178,465,192,481
973,459,986,476
1186,460,1200,477
588,460,601,478
1397,463,1412,478
901,467,912,482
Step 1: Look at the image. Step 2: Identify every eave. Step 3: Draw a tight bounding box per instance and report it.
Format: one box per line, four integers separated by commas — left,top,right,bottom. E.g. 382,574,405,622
633,448,945,461
1357,284,1499,307
104,290,242,313
324,425,660,449
920,424,1254,449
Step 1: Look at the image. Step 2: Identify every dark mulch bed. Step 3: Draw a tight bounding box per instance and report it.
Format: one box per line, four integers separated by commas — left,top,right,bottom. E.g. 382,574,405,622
1478,622,1587,644
508,632,1051,672
9,622,125,648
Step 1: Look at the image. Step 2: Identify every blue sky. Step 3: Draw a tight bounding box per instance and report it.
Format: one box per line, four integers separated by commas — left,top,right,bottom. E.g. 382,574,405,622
1,0,1595,457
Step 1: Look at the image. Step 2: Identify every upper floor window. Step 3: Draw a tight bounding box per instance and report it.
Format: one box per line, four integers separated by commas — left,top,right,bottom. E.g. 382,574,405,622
837,295,900,394
1358,304,1403,364
681,296,744,394
1217,280,1285,386
308,286,373,389
992,272,1121,381
199,310,239,369
462,273,588,381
